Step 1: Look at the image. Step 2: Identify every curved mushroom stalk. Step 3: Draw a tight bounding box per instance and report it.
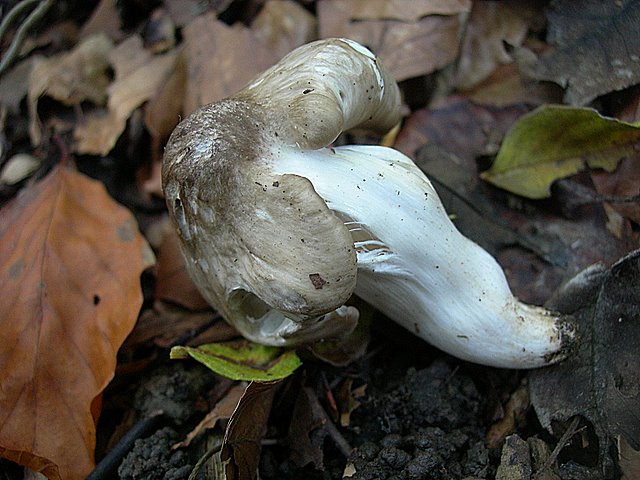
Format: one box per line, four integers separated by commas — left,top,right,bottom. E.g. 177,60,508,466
162,38,576,368
273,145,575,367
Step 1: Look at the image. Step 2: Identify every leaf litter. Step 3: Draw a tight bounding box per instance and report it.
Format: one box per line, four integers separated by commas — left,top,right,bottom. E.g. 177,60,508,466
0,1,639,479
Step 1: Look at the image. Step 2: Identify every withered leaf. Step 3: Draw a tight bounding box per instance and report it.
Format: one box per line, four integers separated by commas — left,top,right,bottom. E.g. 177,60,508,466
222,381,281,480
74,35,179,155
318,0,470,81
251,0,317,60
455,0,533,90
287,387,328,469
176,382,247,448
182,13,278,115
28,34,114,145
530,250,640,470
523,0,640,105
155,220,210,311
0,165,154,479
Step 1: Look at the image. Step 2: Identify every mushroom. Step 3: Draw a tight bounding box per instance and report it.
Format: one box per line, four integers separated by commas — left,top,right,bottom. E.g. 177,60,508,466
162,38,576,369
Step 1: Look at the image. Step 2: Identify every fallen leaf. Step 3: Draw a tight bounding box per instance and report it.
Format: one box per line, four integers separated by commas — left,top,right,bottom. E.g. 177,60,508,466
251,0,317,60
454,0,534,90
143,8,176,54
395,95,529,161
155,225,211,311
522,0,640,105
0,165,154,479
486,383,530,449
182,12,278,115
176,382,247,448
0,58,34,113
79,0,124,41
619,435,640,480
530,250,640,471
335,379,367,427
482,105,640,199
171,340,302,381
164,0,233,27
318,0,470,81
222,381,281,480
28,33,114,145
462,63,562,107
143,50,187,161
74,36,179,155
591,155,640,225
287,387,328,469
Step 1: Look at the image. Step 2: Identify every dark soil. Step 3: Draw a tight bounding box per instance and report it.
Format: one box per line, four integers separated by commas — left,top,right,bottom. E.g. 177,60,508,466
88,318,611,480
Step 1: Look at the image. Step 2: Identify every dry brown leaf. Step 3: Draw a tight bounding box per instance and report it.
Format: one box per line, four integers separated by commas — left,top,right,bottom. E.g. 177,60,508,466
28,33,114,145
394,96,528,161
80,0,124,41
155,226,210,311
182,12,280,114
175,382,247,448
144,50,187,160
251,0,318,60
455,0,535,90
619,435,640,480
318,0,470,81
335,379,366,427
462,63,562,107
591,155,640,226
525,0,640,105
0,58,34,113
287,387,328,469
164,0,233,27
0,165,154,479
222,381,281,480
74,36,178,155
332,0,471,21
486,383,530,449
121,303,236,353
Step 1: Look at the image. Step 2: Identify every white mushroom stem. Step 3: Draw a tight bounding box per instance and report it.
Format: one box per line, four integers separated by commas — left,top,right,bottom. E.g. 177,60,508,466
272,145,572,367
162,38,576,369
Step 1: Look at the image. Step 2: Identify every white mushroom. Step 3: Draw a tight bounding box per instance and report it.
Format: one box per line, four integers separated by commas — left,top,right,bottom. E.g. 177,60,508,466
162,39,576,368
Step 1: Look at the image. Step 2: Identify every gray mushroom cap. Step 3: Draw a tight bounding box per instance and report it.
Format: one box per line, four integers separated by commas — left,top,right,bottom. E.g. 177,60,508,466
163,39,399,344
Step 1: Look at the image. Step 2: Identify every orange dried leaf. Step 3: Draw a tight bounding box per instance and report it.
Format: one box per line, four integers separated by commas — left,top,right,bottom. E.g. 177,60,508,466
0,165,154,479
175,382,247,448
155,226,210,311
318,0,470,81
182,13,278,114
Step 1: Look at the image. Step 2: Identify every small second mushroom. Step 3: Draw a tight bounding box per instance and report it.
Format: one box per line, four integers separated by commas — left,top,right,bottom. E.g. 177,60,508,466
162,39,576,369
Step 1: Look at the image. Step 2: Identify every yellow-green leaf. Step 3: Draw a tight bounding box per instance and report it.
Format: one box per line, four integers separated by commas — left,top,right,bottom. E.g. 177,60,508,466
481,105,640,198
170,341,301,381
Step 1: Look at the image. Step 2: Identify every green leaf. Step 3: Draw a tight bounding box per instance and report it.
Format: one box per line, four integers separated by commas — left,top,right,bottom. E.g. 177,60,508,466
170,340,302,381
481,105,640,199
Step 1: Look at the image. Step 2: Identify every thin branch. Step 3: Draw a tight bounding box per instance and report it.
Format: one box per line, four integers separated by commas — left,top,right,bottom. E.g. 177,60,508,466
532,416,583,479
0,0,40,40
0,0,54,76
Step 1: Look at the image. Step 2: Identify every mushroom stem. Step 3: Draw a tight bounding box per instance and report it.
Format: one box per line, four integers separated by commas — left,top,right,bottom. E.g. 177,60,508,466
272,145,573,368
162,38,576,369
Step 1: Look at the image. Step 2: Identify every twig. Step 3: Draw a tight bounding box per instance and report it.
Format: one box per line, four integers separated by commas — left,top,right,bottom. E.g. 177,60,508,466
532,416,583,479
188,439,222,480
0,0,54,76
86,411,165,480
0,0,40,41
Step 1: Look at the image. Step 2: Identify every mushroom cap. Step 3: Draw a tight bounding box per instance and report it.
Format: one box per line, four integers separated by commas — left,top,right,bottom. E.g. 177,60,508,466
162,39,400,344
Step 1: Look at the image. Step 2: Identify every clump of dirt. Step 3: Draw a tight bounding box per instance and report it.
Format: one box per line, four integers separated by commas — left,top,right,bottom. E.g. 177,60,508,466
118,427,192,480
344,359,495,480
